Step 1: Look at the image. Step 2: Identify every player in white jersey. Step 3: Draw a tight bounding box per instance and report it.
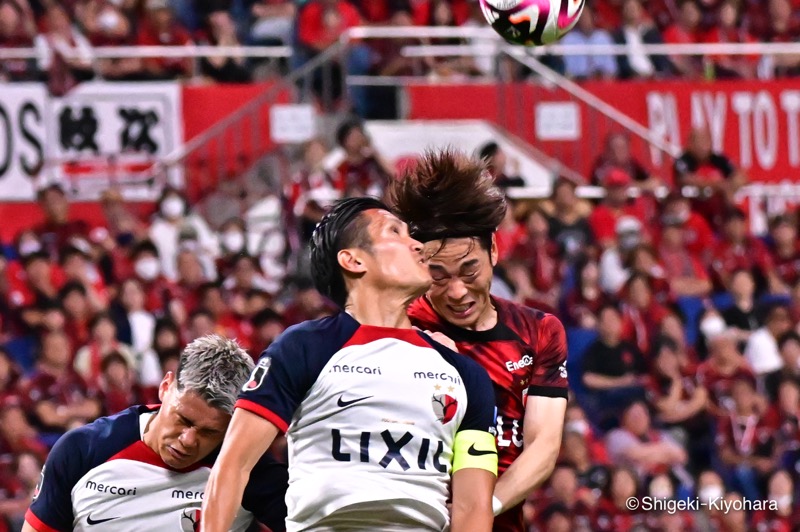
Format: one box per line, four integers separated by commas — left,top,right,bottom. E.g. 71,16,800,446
22,335,287,532
203,197,498,532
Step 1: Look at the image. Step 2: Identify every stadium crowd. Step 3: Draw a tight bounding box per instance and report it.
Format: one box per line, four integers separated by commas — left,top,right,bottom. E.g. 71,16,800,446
2,0,800,91
0,114,799,531
2,2,800,532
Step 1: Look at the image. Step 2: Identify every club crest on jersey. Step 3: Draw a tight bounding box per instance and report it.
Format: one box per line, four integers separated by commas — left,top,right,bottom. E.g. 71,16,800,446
242,357,271,392
431,393,458,424
179,506,202,532
32,465,45,501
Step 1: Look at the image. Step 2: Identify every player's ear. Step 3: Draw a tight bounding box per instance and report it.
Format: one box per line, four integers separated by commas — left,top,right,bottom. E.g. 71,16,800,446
337,248,367,275
158,371,175,402
489,234,499,267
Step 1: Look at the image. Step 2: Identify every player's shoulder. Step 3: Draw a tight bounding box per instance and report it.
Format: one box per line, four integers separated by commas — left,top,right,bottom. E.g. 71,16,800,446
49,406,148,468
421,334,491,385
495,297,564,333
408,297,441,328
268,312,359,352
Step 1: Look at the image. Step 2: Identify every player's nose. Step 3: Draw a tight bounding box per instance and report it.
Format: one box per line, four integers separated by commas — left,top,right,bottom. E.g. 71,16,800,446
179,427,198,448
446,278,468,301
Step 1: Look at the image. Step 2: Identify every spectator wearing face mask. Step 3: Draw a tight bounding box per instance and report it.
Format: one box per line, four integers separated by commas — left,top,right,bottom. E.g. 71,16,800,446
752,470,800,530
128,240,180,319
148,188,219,282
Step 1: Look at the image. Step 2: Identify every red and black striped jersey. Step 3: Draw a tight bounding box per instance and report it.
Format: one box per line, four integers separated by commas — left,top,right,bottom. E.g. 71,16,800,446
408,296,568,532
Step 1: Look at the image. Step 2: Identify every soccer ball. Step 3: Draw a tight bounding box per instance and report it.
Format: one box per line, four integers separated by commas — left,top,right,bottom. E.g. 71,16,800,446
479,0,585,46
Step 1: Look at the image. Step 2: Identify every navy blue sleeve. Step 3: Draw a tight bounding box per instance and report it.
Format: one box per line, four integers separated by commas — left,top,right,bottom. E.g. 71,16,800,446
236,314,359,432
241,455,289,531
455,357,497,433
27,429,90,531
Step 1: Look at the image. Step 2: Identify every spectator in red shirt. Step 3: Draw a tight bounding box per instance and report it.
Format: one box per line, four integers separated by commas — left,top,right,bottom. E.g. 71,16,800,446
296,0,372,116
777,333,800,382
0,1,37,81
507,207,562,311
673,127,747,230
628,245,671,304
129,240,180,319
661,0,703,77
136,0,193,79
619,273,668,356
59,281,93,352
591,133,659,192
588,169,649,249
647,336,710,467
73,312,137,388
768,214,800,293
564,257,608,329
711,208,779,292
250,307,284,353
752,469,800,531
696,330,756,415
0,402,48,463
98,351,155,415
76,0,142,80
605,401,688,478
659,192,715,263
59,244,108,312
703,0,758,78
335,119,394,198
657,221,712,298
762,0,800,77
281,278,336,325
21,331,101,433
716,377,780,501
31,184,91,263
775,378,800,472
535,465,595,530
591,466,647,532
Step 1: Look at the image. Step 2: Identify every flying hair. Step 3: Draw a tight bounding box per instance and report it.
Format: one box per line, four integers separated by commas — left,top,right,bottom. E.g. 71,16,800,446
389,147,507,245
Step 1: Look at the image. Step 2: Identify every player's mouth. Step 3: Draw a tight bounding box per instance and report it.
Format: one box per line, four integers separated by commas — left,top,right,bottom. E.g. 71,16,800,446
447,302,475,318
167,446,190,462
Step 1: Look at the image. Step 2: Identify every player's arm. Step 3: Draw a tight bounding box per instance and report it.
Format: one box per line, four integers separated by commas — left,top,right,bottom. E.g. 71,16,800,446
493,314,568,514
451,358,498,532
451,430,497,532
24,428,91,532
201,409,279,532
203,328,313,532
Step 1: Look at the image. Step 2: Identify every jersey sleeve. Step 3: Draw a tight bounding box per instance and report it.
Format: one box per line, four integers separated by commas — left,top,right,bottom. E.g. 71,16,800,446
27,429,90,532
241,455,289,532
236,317,355,433
457,359,497,434
235,329,315,433
529,314,569,400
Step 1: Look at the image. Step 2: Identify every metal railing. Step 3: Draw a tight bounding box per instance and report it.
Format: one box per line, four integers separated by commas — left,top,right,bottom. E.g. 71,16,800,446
8,27,800,220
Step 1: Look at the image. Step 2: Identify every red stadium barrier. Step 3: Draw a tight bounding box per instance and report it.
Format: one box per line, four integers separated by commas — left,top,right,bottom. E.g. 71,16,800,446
407,79,800,184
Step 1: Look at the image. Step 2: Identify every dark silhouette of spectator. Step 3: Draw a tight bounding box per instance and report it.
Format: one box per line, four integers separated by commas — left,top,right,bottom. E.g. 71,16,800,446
582,304,648,423
612,0,672,79
478,142,525,189
673,127,747,230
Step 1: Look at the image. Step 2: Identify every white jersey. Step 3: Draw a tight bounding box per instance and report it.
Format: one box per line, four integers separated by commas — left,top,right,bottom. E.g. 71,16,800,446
237,312,496,531
27,406,287,532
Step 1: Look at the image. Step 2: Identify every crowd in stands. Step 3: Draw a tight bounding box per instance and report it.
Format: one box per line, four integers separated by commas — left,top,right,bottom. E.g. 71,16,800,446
2,0,799,97
1,111,800,530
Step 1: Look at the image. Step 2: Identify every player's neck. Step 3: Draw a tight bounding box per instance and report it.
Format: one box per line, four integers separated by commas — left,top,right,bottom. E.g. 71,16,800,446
344,291,414,329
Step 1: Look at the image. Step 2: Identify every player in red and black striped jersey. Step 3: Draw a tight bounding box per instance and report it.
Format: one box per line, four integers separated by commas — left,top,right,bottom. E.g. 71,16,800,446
392,149,568,532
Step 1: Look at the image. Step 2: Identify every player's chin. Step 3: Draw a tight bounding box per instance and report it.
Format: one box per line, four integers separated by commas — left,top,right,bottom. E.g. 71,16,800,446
165,446,195,468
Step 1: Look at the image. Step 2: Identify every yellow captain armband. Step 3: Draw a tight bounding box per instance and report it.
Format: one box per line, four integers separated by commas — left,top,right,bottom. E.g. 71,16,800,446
452,430,498,475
